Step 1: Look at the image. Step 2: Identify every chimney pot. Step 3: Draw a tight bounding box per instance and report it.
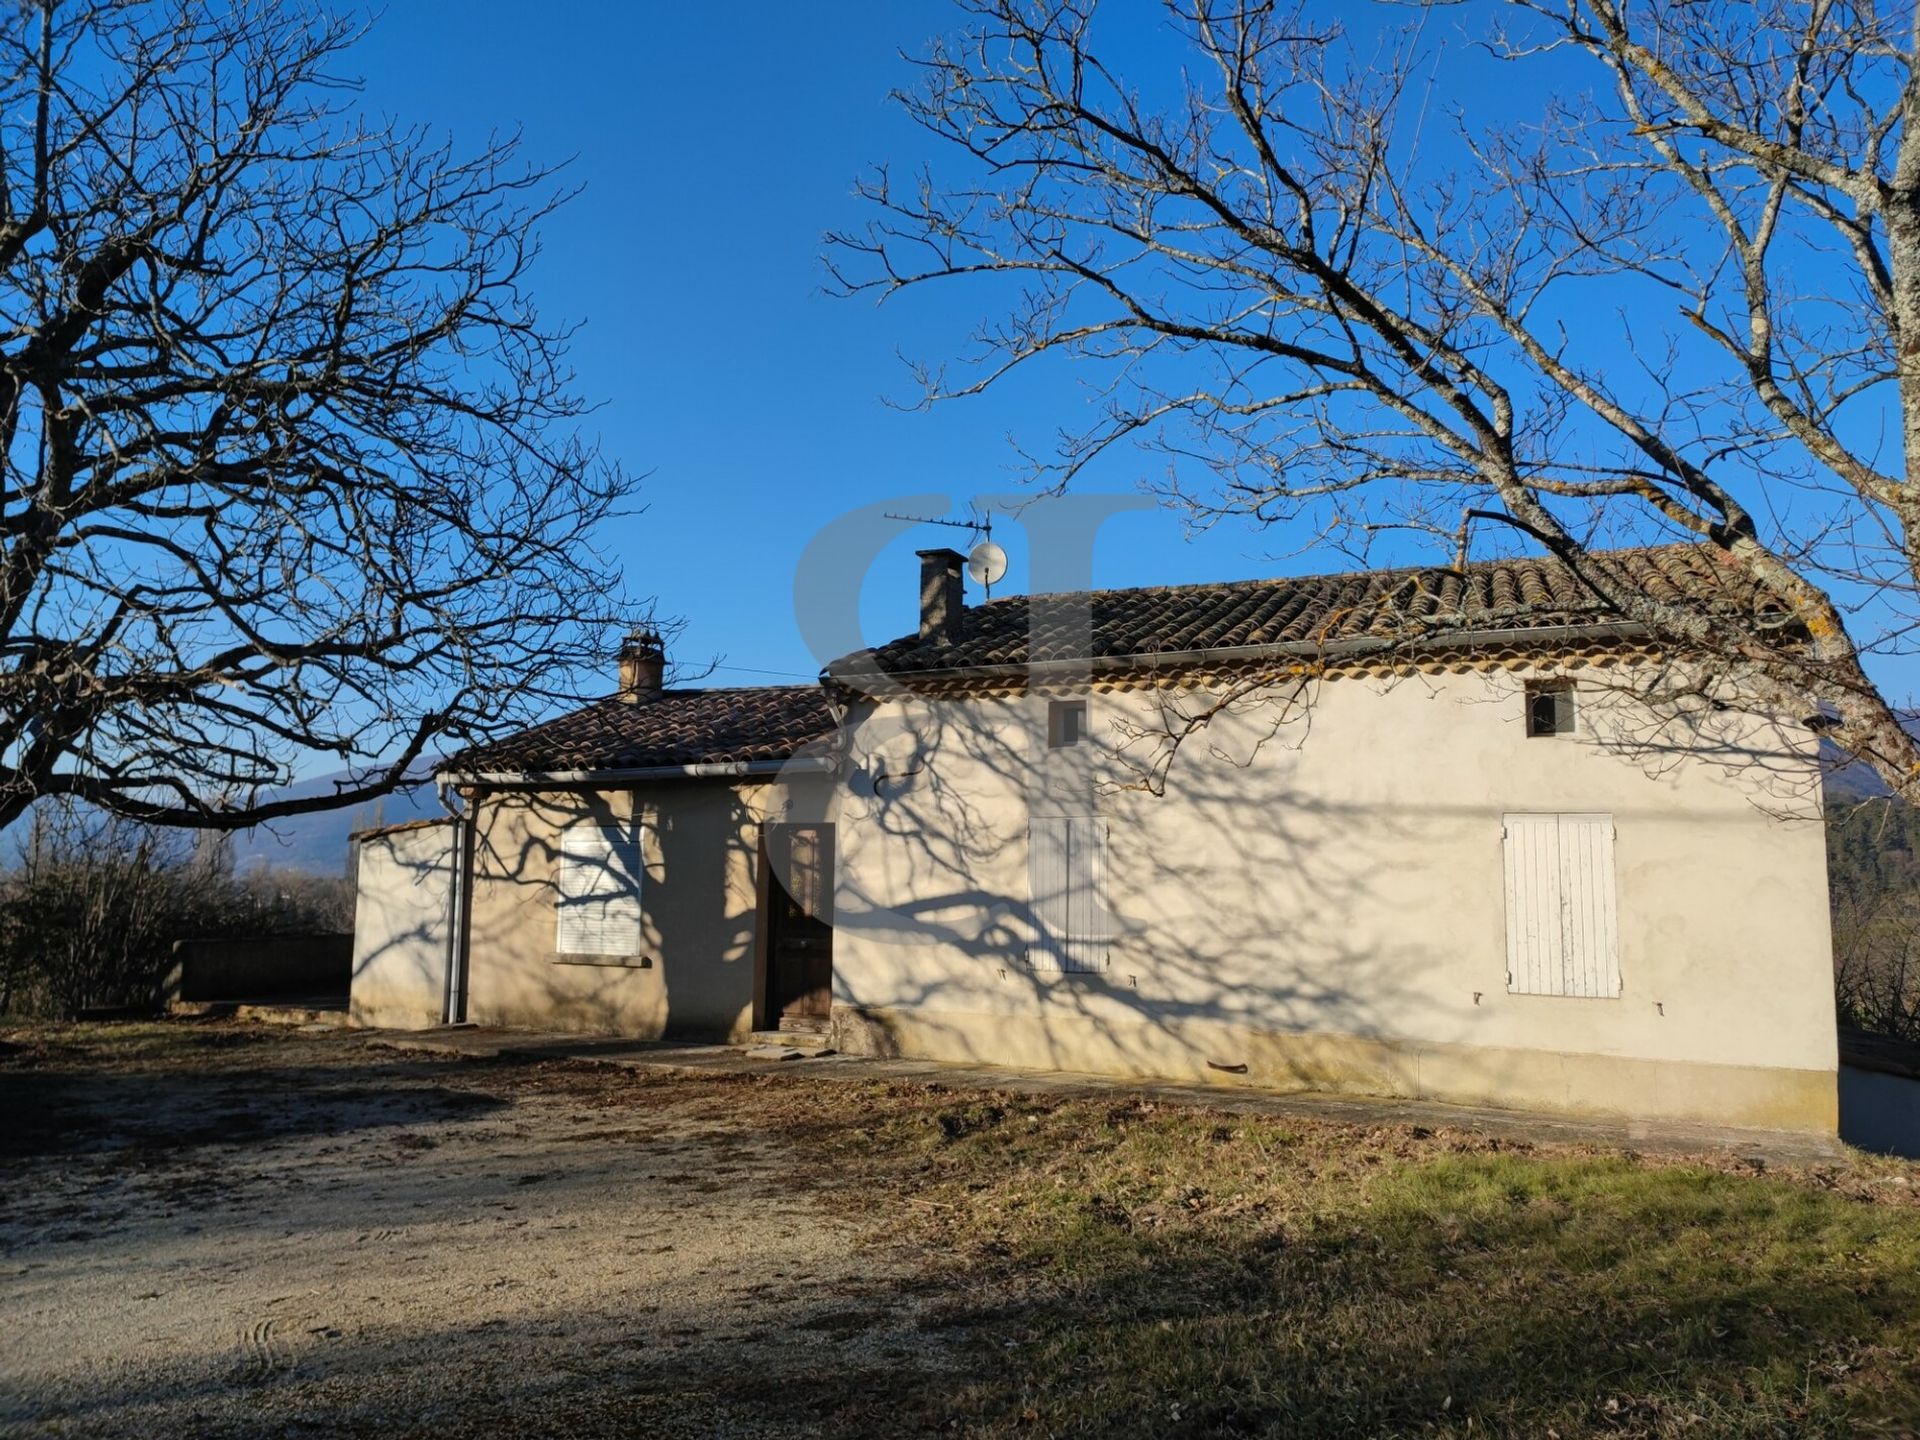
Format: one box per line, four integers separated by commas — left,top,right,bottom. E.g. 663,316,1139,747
618,627,665,703
917,548,965,645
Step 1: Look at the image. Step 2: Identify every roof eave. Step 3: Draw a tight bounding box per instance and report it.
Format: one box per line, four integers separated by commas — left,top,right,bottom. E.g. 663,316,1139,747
438,754,839,789
822,617,1658,688
349,816,458,841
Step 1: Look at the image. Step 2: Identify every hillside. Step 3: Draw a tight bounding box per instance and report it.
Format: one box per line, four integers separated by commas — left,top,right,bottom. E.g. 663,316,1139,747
228,771,445,876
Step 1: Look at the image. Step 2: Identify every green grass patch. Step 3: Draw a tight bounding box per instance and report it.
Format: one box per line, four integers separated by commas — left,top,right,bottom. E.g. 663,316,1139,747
796,1087,1920,1438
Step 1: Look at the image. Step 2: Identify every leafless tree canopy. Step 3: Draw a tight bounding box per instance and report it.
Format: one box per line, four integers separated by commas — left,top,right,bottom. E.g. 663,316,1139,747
831,0,1920,799
0,0,641,830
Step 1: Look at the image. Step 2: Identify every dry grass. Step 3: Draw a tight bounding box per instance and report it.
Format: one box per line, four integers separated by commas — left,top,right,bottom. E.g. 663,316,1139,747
729,1082,1920,1438
7,1024,1920,1438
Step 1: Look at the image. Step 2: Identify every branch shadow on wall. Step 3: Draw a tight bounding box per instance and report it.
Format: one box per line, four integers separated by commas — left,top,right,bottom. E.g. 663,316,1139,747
824,685,1438,1094
455,783,785,1040
820,667,1832,1121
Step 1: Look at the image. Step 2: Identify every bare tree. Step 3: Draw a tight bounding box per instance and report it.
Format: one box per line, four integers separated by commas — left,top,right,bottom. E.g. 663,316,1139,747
1833,884,1920,1037
0,0,642,830
831,0,1920,797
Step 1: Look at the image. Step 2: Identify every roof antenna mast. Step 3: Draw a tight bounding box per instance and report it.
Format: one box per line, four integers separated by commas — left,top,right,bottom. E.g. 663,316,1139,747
884,504,1008,597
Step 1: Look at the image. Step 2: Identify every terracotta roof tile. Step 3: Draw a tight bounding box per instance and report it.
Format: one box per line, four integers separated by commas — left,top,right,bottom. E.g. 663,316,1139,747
441,685,835,777
451,547,1770,775
831,543,1770,678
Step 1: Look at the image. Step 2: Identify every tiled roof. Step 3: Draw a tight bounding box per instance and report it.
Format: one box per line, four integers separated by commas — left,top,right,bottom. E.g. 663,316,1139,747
831,544,1771,677
448,548,1767,774
441,685,836,776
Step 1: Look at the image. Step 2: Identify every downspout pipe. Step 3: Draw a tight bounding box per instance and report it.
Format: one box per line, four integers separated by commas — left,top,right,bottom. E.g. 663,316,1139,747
434,775,476,1026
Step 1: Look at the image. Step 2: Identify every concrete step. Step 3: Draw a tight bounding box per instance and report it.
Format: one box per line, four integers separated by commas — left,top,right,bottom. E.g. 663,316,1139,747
169,999,349,1028
234,1004,349,1029
741,1030,834,1060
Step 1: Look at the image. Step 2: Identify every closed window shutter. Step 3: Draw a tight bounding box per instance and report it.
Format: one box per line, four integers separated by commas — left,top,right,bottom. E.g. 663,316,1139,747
1503,813,1619,997
1028,815,1110,972
556,823,643,955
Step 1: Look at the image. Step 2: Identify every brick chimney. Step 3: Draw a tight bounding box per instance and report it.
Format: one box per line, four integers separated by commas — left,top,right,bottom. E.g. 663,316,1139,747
917,548,965,645
617,627,665,703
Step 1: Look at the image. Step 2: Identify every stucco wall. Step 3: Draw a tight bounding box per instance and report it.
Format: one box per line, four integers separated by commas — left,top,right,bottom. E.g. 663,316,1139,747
349,821,456,1029
462,775,831,1039
830,665,1839,1133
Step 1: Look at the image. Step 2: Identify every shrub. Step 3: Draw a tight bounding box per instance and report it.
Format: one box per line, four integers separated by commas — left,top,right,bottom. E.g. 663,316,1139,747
0,798,351,1018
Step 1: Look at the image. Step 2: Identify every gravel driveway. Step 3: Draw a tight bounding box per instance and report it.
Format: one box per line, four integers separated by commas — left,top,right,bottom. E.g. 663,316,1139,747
1,1025,957,1439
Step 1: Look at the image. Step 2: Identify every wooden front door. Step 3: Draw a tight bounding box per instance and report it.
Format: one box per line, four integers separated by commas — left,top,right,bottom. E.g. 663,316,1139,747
765,824,834,1025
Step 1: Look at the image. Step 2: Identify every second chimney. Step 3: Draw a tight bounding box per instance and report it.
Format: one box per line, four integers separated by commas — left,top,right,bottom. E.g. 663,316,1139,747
917,548,965,645
618,627,666,703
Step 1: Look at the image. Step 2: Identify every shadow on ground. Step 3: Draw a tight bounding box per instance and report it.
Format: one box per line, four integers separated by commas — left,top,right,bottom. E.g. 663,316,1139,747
0,1055,506,1162
5,1022,1920,1439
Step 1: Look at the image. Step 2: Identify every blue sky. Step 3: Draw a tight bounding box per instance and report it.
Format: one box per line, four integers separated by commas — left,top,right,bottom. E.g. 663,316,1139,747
349,2,1430,689
347,3,1914,706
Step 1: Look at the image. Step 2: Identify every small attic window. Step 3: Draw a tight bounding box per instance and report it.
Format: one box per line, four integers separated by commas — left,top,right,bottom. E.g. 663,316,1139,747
1526,681,1576,737
1048,699,1088,748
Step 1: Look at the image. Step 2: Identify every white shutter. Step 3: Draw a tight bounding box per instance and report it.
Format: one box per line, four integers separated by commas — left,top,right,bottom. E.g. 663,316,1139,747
555,823,643,955
1503,814,1564,996
1027,815,1110,973
1558,814,1619,998
1065,815,1111,973
1503,813,1618,997
1027,815,1069,970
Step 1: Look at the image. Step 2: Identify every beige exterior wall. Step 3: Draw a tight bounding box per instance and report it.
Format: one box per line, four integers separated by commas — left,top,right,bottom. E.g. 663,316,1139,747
462,774,831,1040
830,666,1839,1134
350,821,456,1029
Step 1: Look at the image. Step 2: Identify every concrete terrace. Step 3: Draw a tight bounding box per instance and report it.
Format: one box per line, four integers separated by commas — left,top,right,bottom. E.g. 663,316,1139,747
361,1026,1848,1166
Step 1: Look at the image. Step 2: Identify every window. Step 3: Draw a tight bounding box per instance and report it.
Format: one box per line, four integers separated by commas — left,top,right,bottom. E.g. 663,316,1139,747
1525,681,1576,737
1048,698,1088,748
1502,813,1619,997
1027,815,1111,972
555,823,643,955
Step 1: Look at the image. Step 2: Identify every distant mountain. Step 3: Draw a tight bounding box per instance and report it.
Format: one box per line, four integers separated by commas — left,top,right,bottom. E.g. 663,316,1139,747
1822,714,1920,803
228,769,446,876
0,766,447,877
1824,743,1889,802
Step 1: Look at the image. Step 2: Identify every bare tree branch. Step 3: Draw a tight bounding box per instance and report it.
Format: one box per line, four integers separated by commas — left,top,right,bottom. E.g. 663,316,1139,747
0,0,647,830
831,0,1920,800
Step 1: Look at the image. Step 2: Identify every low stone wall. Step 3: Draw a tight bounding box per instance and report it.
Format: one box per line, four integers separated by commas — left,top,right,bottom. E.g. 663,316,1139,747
1839,1068,1920,1158
169,934,352,1003
1838,1027,1920,1157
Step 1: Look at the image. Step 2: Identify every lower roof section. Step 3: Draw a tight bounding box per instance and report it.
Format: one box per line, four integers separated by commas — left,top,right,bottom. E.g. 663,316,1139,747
439,685,837,780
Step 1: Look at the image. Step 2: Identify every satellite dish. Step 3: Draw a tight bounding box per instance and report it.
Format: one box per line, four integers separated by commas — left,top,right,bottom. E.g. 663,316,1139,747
966,540,1008,589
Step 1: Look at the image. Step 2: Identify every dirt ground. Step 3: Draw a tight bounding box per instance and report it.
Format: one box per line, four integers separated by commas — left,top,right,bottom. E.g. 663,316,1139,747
12,1021,1920,1439
0,1024,968,1439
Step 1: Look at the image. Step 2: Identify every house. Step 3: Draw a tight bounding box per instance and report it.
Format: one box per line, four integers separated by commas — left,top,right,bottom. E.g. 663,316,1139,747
349,638,839,1037
349,545,1839,1136
824,545,1834,1135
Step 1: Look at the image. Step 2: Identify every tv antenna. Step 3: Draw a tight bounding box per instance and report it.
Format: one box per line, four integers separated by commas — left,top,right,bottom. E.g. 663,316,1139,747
884,505,1008,597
